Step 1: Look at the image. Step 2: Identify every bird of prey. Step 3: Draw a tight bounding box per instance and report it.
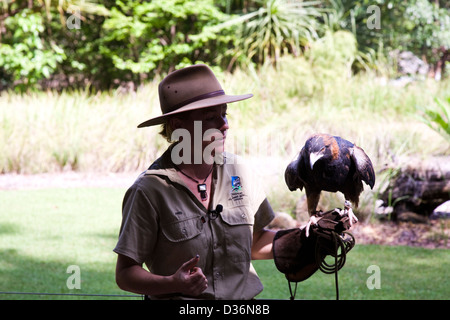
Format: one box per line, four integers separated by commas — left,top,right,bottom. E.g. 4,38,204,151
285,134,375,223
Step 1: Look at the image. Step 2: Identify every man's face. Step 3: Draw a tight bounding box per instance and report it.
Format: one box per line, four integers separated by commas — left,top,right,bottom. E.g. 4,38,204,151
182,104,229,150
170,104,229,164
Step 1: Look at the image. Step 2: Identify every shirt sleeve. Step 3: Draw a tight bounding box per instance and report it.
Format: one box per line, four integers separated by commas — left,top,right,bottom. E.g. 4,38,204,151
253,197,275,232
113,185,158,265
242,160,275,232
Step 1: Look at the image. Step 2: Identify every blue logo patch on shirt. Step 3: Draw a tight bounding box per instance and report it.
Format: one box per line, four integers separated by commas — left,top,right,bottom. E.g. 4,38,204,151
231,176,242,192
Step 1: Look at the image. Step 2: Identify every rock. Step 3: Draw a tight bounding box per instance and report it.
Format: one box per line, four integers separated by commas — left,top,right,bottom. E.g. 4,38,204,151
268,212,297,229
294,195,310,224
397,51,429,76
430,200,450,219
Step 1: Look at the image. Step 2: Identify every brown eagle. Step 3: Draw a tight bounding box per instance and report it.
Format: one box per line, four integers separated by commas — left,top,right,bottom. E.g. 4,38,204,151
285,134,375,220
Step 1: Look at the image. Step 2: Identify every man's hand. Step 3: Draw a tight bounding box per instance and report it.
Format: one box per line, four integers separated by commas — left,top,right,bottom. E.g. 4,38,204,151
172,255,208,296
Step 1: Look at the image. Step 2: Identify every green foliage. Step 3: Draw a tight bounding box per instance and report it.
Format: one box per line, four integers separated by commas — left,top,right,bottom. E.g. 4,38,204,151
404,0,450,65
0,0,450,90
417,97,450,143
319,0,450,75
307,30,357,79
0,0,111,91
0,9,66,91
99,0,230,78
220,0,323,66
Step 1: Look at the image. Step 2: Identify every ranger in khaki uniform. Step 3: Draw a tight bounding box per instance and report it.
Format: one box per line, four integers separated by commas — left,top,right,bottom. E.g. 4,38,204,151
114,64,276,299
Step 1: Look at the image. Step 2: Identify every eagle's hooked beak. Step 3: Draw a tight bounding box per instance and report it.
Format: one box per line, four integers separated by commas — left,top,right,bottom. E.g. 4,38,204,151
309,152,323,170
285,161,299,191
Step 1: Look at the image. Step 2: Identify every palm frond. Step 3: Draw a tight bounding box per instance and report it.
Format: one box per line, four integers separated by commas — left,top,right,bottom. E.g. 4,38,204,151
417,97,450,143
208,0,322,66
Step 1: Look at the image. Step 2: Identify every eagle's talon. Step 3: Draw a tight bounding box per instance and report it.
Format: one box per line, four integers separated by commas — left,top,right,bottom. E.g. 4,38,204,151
305,215,321,238
343,200,358,226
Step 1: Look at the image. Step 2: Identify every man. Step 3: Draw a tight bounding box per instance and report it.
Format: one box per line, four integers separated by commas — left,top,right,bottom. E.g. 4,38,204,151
114,64,276,299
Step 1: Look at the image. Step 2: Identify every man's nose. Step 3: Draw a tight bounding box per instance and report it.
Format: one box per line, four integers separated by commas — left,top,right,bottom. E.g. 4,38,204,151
218,116,229,132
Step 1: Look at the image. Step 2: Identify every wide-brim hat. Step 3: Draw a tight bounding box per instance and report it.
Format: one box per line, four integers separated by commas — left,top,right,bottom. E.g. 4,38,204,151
137,64,253,128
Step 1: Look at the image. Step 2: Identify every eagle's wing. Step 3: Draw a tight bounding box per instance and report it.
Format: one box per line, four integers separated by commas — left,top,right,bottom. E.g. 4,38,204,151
349,146,375,189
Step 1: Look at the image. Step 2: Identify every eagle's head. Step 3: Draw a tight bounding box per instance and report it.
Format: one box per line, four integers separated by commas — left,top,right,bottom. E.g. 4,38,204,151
306,134,339,170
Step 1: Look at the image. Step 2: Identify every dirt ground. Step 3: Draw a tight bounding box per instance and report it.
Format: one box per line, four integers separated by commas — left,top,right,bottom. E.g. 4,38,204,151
1,172,448,249
351,220,449,249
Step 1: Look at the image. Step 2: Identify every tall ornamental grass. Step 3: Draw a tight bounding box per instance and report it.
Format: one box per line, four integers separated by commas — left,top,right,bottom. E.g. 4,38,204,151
1,63,449,175
1,55,449,219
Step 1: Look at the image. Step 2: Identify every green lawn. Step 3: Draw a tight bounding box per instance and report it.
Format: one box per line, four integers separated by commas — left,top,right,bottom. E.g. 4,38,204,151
254,244,450,300
0,187,449,300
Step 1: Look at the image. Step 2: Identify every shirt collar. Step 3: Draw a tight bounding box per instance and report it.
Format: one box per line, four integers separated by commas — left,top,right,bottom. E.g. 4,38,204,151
144,144,230,182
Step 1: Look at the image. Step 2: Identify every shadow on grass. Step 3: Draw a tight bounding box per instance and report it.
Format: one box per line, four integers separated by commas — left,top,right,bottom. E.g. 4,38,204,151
0,248,141,300
0,222,21,235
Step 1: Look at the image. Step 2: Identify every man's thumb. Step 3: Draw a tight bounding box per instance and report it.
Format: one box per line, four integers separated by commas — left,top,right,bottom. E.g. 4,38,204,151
181,254,199,272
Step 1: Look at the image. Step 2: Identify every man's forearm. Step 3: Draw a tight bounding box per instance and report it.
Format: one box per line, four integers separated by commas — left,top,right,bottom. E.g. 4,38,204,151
251,229,276,260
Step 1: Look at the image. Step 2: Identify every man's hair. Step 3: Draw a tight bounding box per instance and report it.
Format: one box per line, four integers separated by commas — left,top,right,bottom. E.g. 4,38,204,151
159,112,192,143
159,121,175,143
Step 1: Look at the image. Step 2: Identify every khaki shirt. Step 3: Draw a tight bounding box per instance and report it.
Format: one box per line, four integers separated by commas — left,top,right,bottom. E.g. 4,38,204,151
114,147,275,300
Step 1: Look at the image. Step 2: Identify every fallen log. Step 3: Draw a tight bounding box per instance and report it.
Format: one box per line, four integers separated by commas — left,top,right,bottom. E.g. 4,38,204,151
379,156,450,221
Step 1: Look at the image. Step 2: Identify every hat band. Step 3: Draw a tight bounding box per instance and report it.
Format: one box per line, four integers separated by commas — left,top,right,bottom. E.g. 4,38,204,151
167,90,225,113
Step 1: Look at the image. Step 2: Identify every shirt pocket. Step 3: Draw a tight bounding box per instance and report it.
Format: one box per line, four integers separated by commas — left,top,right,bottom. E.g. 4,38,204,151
220,205,254,262
220,205,254,226
161,216,204,243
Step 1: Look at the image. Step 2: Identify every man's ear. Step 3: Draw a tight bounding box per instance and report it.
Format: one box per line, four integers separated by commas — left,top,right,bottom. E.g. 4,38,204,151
169,117,183,130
